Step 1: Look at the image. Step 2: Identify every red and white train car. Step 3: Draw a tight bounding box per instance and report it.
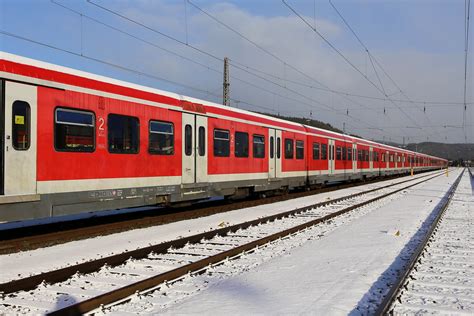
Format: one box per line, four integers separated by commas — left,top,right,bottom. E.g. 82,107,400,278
0,52,447,222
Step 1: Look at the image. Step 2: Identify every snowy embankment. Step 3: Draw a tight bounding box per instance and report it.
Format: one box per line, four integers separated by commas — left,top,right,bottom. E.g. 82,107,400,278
390,170,473,314
0,171,439,285
104,168,460,315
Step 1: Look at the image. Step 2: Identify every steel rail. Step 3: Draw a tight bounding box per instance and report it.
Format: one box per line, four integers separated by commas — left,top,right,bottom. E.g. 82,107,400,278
0,171,434,254
0,171,443,297
46,172,446,315
374,168,465,315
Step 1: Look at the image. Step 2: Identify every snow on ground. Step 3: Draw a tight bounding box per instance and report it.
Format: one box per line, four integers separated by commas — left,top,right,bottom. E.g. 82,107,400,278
128,169,462,315
391,170,474,314
0,171,441,284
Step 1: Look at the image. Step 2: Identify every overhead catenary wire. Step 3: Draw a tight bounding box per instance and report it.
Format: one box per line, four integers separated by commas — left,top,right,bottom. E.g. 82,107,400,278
52,0,387,134
91,0,472,142
184,0,398,130
8,0,466,142
282,0,427,134
83,0,398,137
0,29,291,117
229,58,473,106
462,0,471,142
282,0,387,97
87,0,471,108
327,0,444,139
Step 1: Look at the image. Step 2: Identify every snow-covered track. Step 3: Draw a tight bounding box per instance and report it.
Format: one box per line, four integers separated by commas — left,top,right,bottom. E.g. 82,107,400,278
0,172,426,255
0,172,445,315
377,168,472,315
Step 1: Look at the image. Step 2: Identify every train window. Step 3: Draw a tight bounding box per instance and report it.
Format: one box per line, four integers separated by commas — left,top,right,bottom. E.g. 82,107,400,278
336,146,342,160
284,139,294,159
235,132,249,158
55,108,95,152
358,149,363,162
270,136,274,159
347,146,352,161
12,101,31,150
312,143,320,160
342,147,347,160
108,114,138,154
277,137,281,159
198,126,205,156
321,143,327,160
365,150,369,162
149,120,174,155
253,135,265,158
185,125,192,156
214,129,230,157
296,140,304,159
390,155,394,162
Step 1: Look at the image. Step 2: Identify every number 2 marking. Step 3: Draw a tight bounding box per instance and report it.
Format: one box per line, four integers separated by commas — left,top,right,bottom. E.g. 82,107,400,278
98,117,105,130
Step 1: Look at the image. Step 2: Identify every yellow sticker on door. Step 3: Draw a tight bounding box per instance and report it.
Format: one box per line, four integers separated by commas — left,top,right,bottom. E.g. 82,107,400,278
15,115,25,125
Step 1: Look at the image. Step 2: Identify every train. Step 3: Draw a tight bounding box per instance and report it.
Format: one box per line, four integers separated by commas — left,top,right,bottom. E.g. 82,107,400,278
0,52,447,223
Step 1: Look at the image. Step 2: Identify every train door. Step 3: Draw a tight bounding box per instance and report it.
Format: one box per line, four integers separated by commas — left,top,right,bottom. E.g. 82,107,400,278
275,130,283,178
268,128,276,178
0,80,4,195
181,112,208,184
195,115,208,183
352,143,357,173
4,81,37,196
328,139,335,175
369,147,373,171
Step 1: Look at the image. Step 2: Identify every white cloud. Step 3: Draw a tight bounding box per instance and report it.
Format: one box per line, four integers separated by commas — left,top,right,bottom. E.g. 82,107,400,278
80,0,474,143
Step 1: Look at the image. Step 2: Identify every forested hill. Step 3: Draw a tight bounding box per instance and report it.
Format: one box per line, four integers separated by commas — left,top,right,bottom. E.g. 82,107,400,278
258,113,473,161
258,113,356,136
404,142,474,161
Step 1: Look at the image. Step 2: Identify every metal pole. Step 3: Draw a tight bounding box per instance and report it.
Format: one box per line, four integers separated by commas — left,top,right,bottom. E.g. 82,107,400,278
223,57,230,106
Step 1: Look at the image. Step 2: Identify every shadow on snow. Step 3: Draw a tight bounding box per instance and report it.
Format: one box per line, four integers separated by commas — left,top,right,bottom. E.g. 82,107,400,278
349,181,453,315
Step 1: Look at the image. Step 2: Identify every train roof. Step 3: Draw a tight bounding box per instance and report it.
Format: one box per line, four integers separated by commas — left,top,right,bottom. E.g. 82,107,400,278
0,51,446,162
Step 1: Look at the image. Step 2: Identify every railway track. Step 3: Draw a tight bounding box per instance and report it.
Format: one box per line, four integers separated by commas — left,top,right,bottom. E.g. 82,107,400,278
376,168,473,315
0,171,437,254
0,171,447,315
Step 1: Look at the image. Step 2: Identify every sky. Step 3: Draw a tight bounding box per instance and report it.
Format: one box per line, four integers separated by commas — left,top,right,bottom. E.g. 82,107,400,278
0,0,472,144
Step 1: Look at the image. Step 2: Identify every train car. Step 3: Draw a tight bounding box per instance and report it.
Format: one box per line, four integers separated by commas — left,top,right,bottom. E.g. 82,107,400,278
0,52,447,223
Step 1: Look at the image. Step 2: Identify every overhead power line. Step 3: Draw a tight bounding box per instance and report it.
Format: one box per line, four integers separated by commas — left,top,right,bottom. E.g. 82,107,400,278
87,0,469,110
51,1,357,124
185,0,402,127
1,7,382,137
229,58,473,106
0,29,288,116
282,0,430,135
328,0,443,139
84,0,396,136
282,0,386,96
462,0,471,142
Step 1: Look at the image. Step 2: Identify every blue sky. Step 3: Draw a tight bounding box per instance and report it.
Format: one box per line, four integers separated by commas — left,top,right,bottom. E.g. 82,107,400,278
1,0,472,143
